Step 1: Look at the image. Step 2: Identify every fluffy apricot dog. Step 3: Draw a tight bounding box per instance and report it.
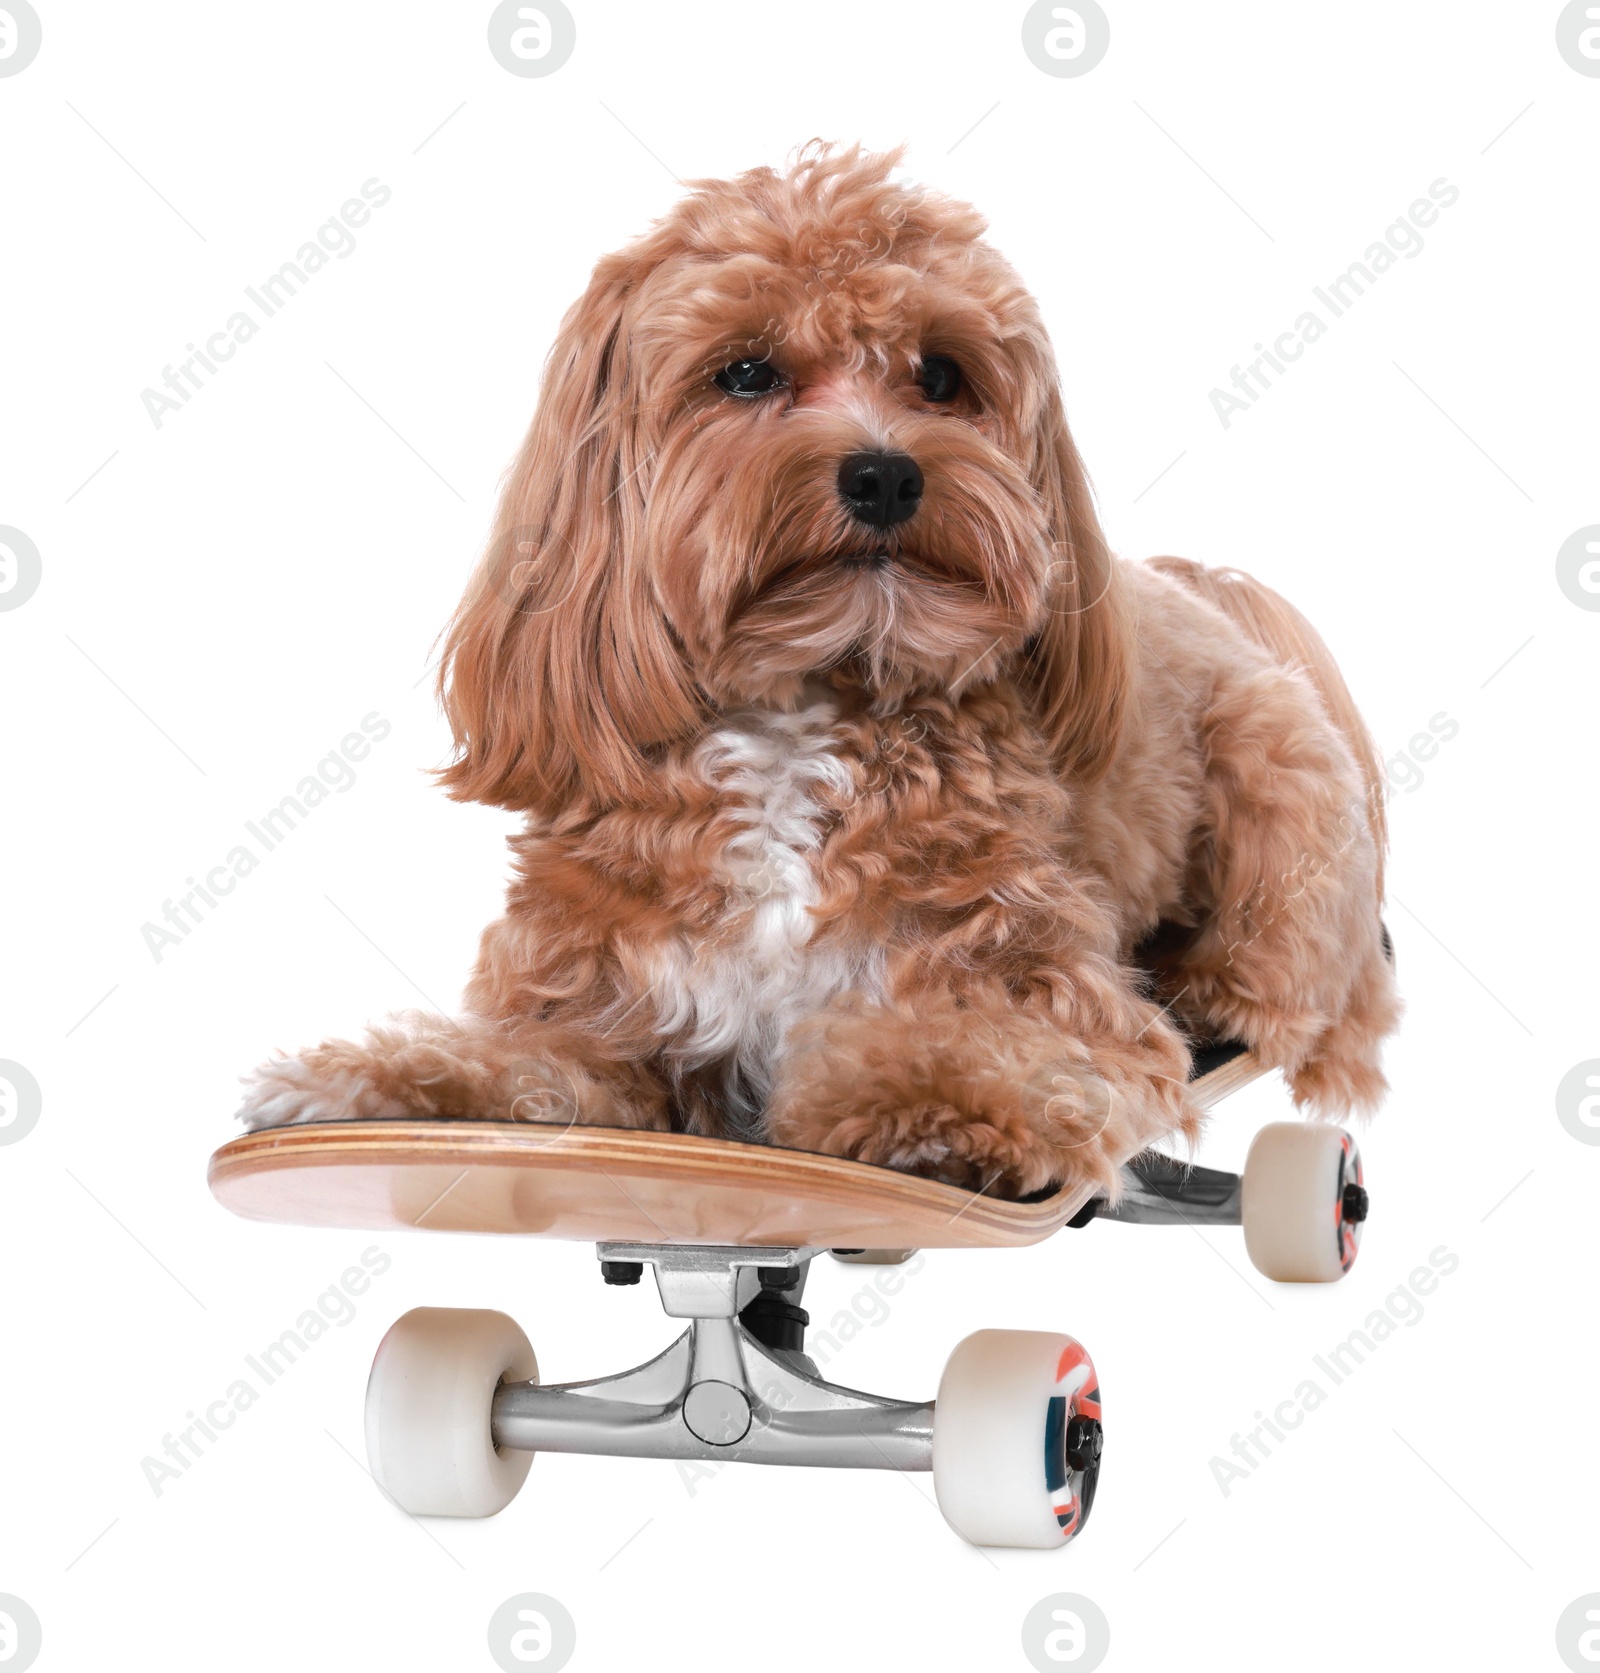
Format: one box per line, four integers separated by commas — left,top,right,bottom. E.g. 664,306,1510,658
238,144,1399,1200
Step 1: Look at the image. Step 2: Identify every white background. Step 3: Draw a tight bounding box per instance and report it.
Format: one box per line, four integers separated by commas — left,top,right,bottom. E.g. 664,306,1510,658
2,2,1596,1669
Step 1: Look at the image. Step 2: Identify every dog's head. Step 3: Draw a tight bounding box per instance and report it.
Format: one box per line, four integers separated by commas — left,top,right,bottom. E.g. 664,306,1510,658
440,143,1129,812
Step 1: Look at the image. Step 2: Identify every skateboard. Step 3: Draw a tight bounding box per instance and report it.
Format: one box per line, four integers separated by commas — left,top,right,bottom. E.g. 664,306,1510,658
206,1041,1369,1549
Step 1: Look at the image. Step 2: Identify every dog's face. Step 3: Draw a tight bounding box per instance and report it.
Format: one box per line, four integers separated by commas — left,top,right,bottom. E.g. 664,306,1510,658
440,146,1127,811
637,196,1058,708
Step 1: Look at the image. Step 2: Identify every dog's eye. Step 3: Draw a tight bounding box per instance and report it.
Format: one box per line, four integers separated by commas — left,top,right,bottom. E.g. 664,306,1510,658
714,358,783,398
917,354,962,403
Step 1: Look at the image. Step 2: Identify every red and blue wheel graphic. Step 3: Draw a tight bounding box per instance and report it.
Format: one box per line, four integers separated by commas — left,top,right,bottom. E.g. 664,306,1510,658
1043,1337,1102,1541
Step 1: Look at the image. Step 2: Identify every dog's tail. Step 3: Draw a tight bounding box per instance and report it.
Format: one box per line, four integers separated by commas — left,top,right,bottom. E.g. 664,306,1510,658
1146,556,1387,899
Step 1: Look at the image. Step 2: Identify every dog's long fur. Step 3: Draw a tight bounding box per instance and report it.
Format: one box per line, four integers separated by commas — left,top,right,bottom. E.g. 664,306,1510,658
237,145,1399,1199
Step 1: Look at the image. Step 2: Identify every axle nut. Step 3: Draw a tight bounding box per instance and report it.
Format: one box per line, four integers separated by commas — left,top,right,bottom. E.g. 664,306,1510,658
1065,1414,1104,1472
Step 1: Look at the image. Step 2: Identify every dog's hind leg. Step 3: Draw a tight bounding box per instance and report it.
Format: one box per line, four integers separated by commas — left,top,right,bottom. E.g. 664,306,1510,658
1146,558,1399,1112
1170,657,1398,1110
1282,937,1401,1115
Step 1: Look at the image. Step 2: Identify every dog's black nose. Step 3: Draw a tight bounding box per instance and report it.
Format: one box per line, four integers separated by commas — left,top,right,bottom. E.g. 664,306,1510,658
837,450,923,529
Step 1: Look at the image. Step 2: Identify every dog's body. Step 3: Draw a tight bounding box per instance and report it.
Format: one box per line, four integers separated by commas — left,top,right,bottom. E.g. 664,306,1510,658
239,147,1398,1200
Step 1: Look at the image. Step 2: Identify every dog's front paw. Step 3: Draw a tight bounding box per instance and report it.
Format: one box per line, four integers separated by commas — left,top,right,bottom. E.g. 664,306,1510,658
773,1097,1051,1195
235,1056,406,1130
768,997,1199,1201
770,1084,1128,1201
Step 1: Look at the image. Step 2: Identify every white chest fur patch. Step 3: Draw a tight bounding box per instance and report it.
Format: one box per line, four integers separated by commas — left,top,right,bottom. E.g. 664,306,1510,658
648,701,877,1127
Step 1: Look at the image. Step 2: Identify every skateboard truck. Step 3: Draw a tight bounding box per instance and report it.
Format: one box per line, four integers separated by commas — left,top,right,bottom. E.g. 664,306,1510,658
1077,1125,1369,1284
360,1239,1102,1547
1088,1151,1244,1226
491,1245,933,1470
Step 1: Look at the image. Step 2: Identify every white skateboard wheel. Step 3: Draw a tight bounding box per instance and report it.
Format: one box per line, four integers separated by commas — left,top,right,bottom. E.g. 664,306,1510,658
365,1307,537,1517
1241,1122,1366,1282
933,1329,1102,1548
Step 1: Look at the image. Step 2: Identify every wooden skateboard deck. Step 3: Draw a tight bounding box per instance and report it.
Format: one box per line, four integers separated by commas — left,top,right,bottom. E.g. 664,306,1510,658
207,1046,1264,1250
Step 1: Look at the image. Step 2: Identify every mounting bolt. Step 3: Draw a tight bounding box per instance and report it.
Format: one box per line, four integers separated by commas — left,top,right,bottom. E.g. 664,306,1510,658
600,1260,643,1286
757,1265,800,1291
1341,1183,1370,1225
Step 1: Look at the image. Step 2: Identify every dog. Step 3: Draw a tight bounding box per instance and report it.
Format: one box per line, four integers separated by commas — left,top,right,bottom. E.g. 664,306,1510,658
237,144,1399,1202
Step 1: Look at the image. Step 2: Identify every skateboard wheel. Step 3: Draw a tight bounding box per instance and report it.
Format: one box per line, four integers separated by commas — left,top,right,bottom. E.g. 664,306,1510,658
1241,1122,1365,1282
364,1308,537,1517
932,1330,1101,1549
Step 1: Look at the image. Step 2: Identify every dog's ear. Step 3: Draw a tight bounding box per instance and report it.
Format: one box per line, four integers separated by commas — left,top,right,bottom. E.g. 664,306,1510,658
437,247,700,813
1018,379,1134,784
